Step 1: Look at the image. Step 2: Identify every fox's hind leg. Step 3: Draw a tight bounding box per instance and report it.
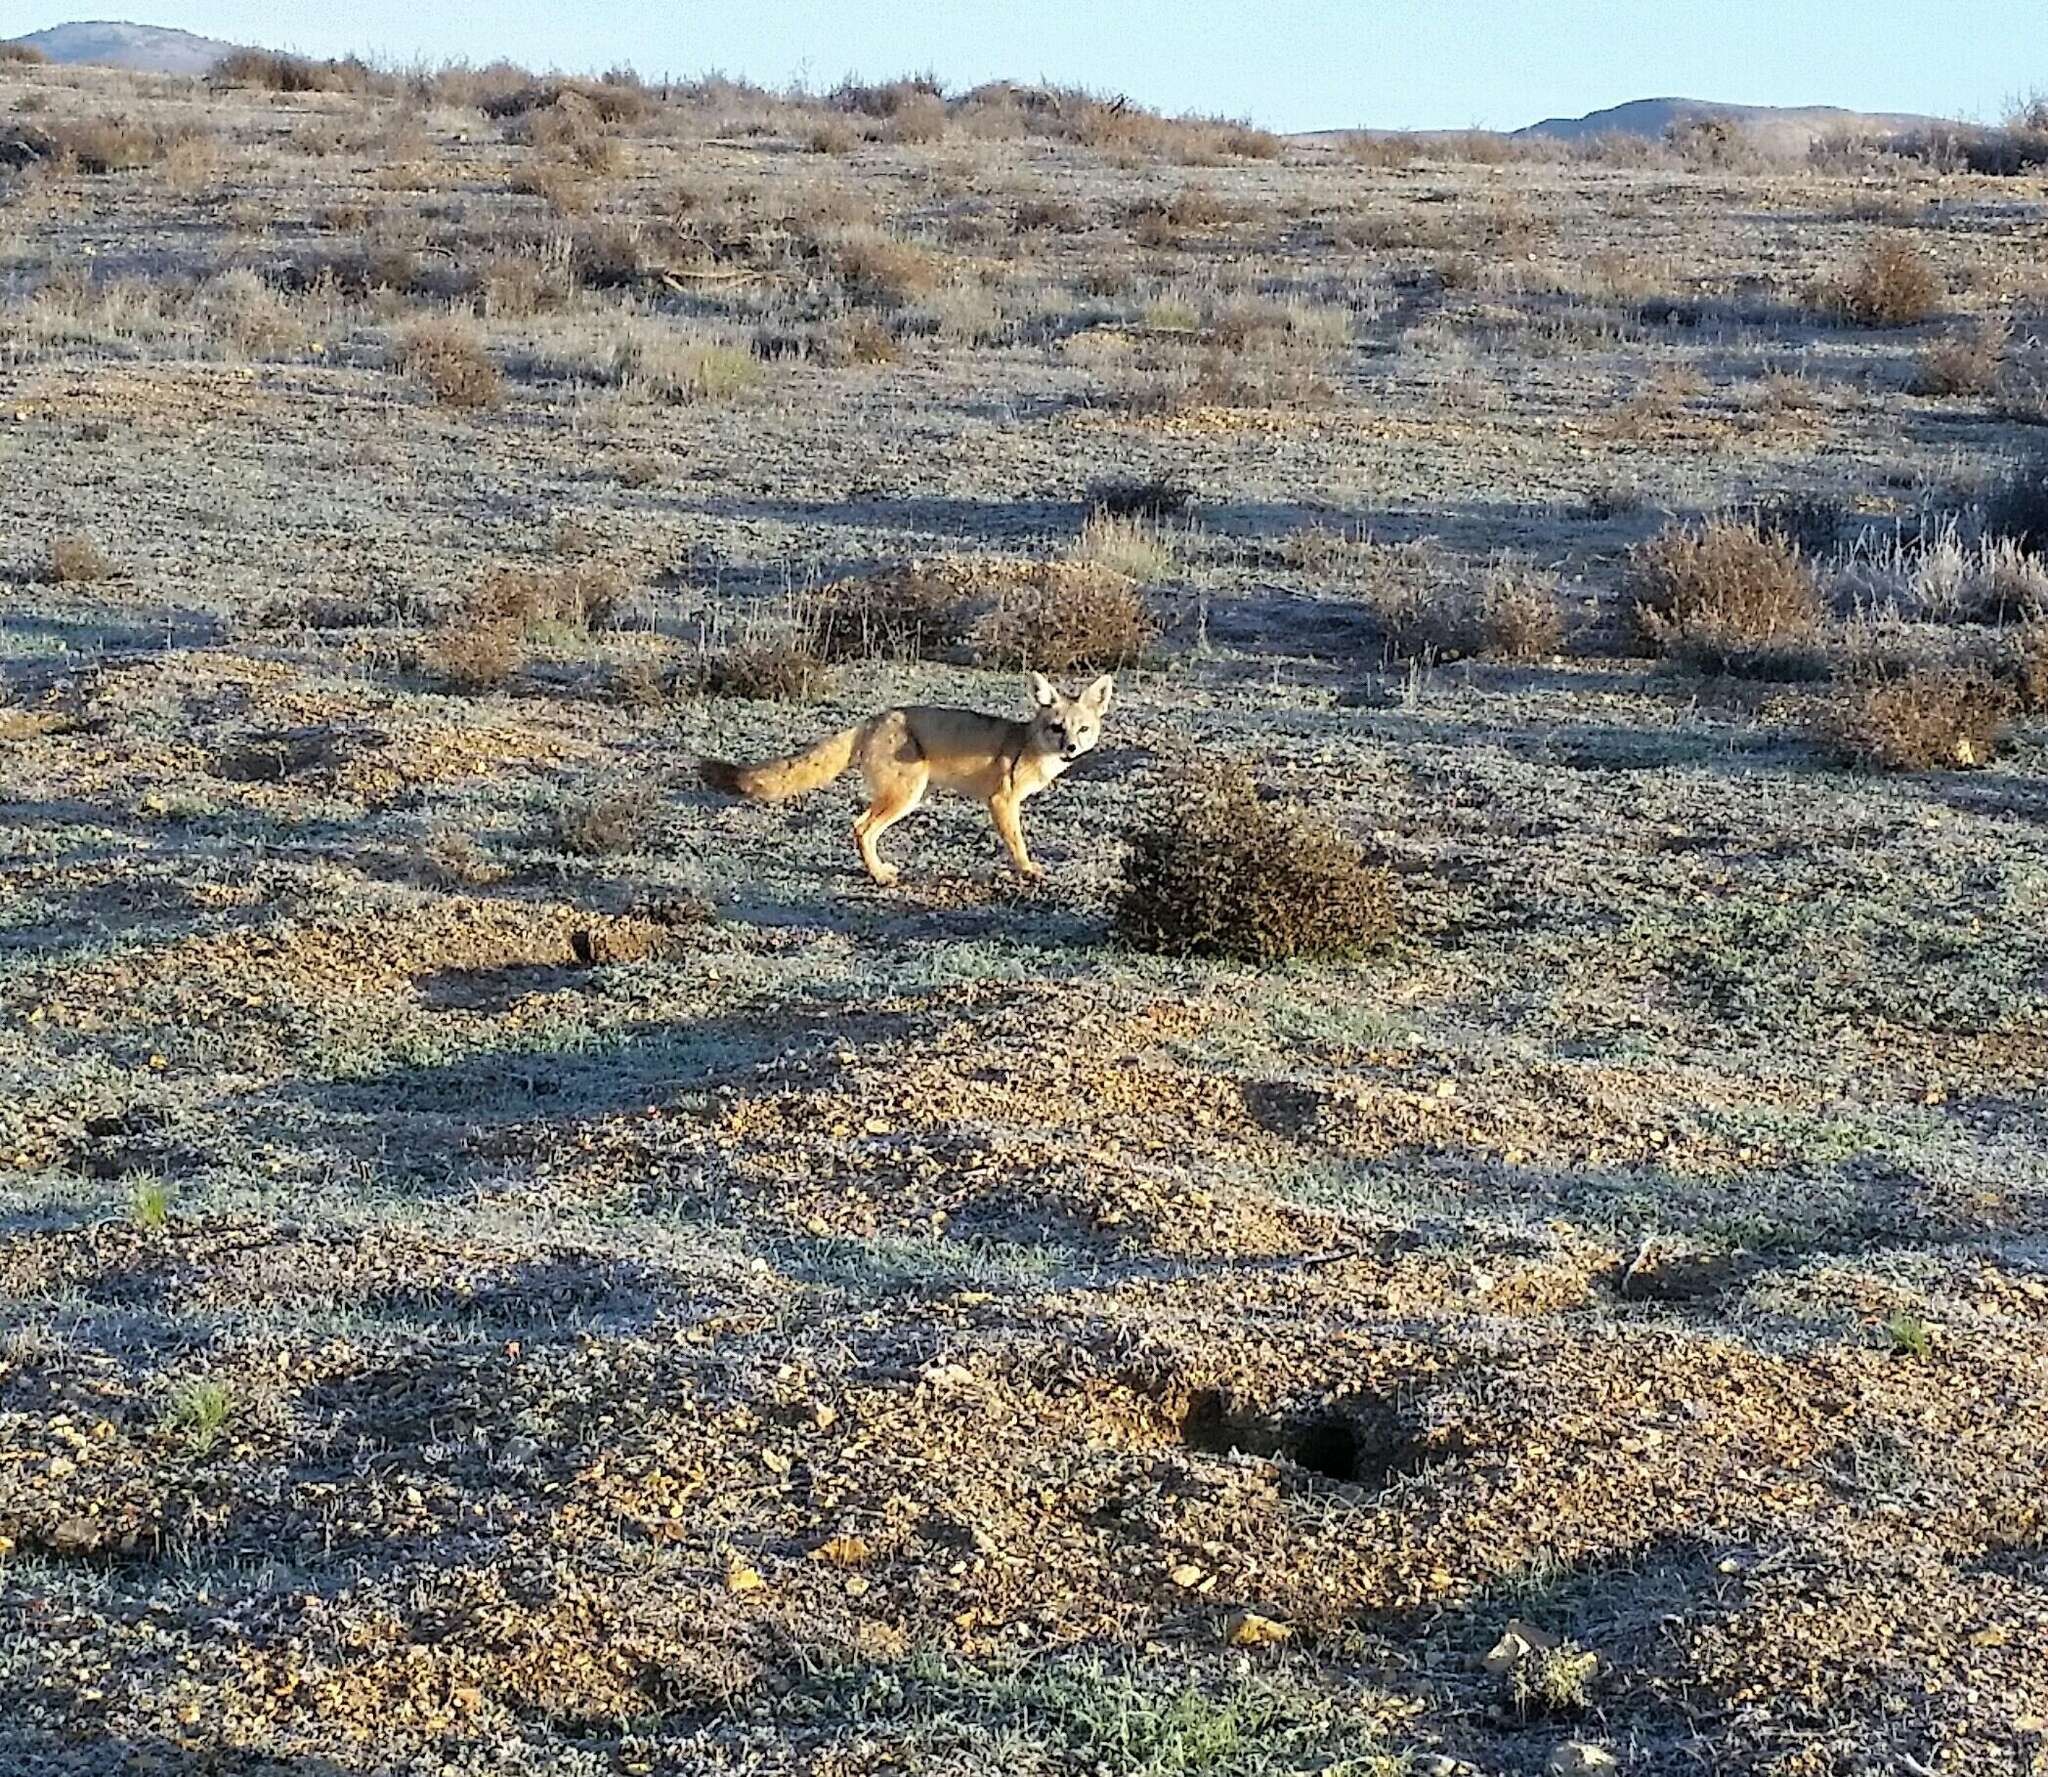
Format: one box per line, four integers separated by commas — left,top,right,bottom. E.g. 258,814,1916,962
852,717,927,885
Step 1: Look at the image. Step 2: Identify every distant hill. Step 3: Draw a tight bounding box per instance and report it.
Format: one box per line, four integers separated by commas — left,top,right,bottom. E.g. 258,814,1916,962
3,20,243,75
1512,96,1961,151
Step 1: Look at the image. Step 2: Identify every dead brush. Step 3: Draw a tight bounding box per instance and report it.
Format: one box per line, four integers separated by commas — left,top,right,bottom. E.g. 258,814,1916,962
42,533,114,584
1480,564,1566,660
1913,318,2009,397
1821,238,1944,327
428,623,525,693
973,560,1157,673
1115,758,1399,963
397,318,503,408
471,562,629,636
805,562,968,661
1819,664,2014,770
691,637,836,701
550,783,662,856
1626,518,1826,674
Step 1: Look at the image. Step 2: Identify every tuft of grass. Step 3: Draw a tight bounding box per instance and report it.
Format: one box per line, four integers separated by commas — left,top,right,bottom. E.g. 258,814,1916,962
692,638,835,702
1508,1643,1600,1718
1480,565,1565,661
1626,518,1825,674
1822,238,1943,328
397,317,503,409
1885,1313,1933,1359
161,1379,235,1455
1116,758,1399,964
43,532,114,584
129,1177,171,1230
50,116,176,174
551,784,662,856
1821,665,2013,771
974,561,1157,673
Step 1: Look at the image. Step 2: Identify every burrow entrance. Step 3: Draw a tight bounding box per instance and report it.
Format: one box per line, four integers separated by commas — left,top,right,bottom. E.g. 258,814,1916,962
1180,1387,1436,1488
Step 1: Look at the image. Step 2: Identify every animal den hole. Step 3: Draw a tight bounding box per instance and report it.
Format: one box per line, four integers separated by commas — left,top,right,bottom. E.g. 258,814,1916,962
1180,1388,1426,1487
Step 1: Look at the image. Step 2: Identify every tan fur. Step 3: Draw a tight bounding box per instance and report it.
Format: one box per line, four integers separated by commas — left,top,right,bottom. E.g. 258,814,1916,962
700,673,1114,885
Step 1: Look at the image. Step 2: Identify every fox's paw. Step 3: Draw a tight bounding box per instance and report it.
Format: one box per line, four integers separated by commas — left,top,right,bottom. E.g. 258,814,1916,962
1014,862,1047,882
866,864,902,888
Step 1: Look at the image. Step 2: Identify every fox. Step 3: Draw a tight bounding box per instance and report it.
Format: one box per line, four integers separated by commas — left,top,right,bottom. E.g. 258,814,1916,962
699,672,1114,886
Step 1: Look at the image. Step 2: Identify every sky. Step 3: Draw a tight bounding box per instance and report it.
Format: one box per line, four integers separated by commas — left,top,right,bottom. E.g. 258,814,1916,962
12,2,2040,132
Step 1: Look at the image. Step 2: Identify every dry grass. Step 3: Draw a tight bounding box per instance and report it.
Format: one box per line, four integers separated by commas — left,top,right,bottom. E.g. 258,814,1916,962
397,317,504,408
41,532,114,584
1116,759,1399,963
1627,518,1825,673
973,561,1157,673
831,230,948,307
1823,238,1944,328
1820,665,2014,770
51,116,178,174
1984,458,2048,554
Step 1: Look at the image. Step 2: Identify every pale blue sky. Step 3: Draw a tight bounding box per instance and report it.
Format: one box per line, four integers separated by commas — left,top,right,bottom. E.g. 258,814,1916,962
16,3,2041,131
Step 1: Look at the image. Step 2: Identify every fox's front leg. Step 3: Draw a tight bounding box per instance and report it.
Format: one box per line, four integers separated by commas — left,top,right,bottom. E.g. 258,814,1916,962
987,793,1043,880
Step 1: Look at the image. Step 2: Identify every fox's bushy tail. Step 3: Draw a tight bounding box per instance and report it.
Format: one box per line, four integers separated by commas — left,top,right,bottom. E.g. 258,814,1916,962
699,721,865,803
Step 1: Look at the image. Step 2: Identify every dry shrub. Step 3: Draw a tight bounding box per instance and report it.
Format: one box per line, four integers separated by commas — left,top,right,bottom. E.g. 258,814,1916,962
551,784,660,856
1984,458,2048,554
1626,519,1825,673
1996,346,2048,426
1065,512,1177,581
511,159,593,216
974,561,1156,673
213,48,349,93
473,562,627,634
1823,239,1943,328
1115,759,1398,963
1740,492,1844,560
430,623,525,693
0,42,49,63
821,314,902,365
568,221,647,290
1914,318,2008,396
43,533,113,584
1015,195,1088,234
1480,565,1565,661
831,230,946,307
1821,665,2013,770
2003,624,2048,710
886,93,948,144
1088,478,1196,522
52,116,173,174
805,118,862,155
806,562,968,660
692,638,834,701
398,318,502,408
162,134,218,195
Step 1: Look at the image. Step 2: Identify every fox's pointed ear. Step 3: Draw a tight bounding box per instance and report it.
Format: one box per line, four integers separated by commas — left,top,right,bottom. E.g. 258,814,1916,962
1080,673,1115,715
1030,672,1057,707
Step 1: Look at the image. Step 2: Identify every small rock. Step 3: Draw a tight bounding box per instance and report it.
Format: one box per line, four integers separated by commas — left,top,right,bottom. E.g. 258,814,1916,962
1169,1563,1206,1589
1549,1743,1619,1777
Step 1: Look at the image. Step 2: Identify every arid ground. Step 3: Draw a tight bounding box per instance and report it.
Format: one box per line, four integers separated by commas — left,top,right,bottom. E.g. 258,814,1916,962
3,53,2047,1777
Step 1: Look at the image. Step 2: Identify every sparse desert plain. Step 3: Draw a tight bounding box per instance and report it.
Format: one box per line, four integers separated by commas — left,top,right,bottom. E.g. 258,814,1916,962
2,46,2048,1777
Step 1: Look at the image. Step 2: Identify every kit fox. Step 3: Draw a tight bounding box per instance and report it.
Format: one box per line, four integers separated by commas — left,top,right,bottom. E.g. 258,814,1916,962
700,672,1113,885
